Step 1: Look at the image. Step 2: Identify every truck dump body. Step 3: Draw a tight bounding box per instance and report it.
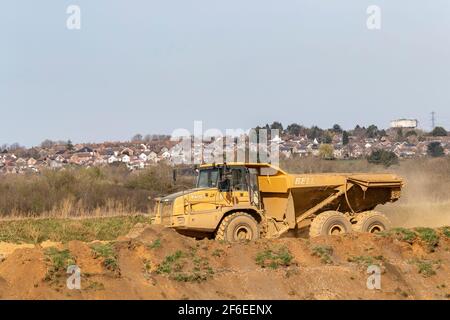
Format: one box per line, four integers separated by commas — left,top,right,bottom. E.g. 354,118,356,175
152,163,404,240
258,169,403,230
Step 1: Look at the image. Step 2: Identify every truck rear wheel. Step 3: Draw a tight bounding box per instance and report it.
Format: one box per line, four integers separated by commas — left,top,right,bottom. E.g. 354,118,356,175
309,211,353,237
215,212,260,242
353,211,391,233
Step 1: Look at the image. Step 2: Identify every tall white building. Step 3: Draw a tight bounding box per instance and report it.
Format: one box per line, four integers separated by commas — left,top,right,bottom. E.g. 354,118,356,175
390,119,418,129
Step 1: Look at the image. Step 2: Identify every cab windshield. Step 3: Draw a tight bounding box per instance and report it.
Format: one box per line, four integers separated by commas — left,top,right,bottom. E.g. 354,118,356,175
196,168,219,188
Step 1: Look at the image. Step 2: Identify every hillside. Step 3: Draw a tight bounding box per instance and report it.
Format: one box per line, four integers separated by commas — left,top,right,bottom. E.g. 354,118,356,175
0,224,449,300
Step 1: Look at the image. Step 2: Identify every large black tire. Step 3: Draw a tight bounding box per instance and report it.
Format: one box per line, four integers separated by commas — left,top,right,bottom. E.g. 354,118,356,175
353,211,391,233
215,212,260,242
309,211,353,237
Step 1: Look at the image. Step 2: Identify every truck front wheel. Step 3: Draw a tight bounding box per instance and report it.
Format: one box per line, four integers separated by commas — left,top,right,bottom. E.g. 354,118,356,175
309,211,353,237
215,212,260,242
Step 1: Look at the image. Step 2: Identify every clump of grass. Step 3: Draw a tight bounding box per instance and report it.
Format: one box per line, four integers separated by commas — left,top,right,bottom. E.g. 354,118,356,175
347,255,384,267
44,247,76,281
148,238,161,249
156,249,213,282
211,248,225,257
415,227,439,251
256,246,293,269
416,261,436,277
157,250,184,274
143,258,154,274
85,281,105,291
91,242,119,272
394,288,410,298
347,255,373,266
440,226,450,238
381,228,417,243
311,245,333,264
409,259,438,277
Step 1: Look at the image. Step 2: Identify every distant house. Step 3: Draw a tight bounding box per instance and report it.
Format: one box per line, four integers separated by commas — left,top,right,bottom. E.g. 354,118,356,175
102,148,115,156
161,151,171,159
27,158,37,167
138,153,148,162
333,148,345,159
147,151,157,162
16,158,27,168
108,155,119,164
120,154,131,163
49,160,63,169
55,155,66,163
120,148,134,156
55,149,67,155
70,153,91,165
77,146,94,153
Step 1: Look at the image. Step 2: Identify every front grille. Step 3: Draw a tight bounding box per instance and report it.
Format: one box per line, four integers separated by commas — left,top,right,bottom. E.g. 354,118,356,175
160,201,173,224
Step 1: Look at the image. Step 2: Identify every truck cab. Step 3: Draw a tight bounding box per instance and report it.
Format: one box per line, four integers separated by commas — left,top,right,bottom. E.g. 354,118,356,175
151,163,267,239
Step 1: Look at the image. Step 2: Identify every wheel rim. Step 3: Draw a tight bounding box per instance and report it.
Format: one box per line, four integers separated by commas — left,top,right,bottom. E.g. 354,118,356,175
329,224,345,235
234,225,252,240
367,223,384,233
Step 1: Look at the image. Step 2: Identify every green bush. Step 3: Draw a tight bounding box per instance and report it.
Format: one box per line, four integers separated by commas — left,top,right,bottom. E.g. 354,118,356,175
383,228,417,243
44,247,76,281
311,245,333,264
156,249,213,282
367,150,399,167
409,259,438,277
427,142,445,157
91,242,119,271
441,227,450,238
256,246,293,269
415,227,439,250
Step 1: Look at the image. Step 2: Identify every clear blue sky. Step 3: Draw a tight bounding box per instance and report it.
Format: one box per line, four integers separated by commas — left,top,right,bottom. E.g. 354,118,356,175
1,1,449,147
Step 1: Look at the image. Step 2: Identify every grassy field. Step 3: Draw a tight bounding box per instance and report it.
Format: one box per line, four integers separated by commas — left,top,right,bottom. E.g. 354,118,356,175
0,215,149,243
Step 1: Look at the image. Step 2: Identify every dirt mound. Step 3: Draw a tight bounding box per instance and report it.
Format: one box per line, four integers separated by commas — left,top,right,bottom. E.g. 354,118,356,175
0,225,449,300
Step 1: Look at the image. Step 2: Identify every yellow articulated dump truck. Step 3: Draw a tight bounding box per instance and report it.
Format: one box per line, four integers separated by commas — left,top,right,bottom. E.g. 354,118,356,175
151,163,403,242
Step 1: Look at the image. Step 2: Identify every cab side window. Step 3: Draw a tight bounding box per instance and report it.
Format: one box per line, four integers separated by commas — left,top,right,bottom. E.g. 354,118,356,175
231,168,248,191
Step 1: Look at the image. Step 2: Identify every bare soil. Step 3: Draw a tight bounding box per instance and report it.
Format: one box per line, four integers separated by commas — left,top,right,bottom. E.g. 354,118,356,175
0,224,449,300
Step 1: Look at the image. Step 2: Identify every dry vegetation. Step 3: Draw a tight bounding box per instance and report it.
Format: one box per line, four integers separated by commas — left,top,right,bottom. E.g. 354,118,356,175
0,164,194,218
